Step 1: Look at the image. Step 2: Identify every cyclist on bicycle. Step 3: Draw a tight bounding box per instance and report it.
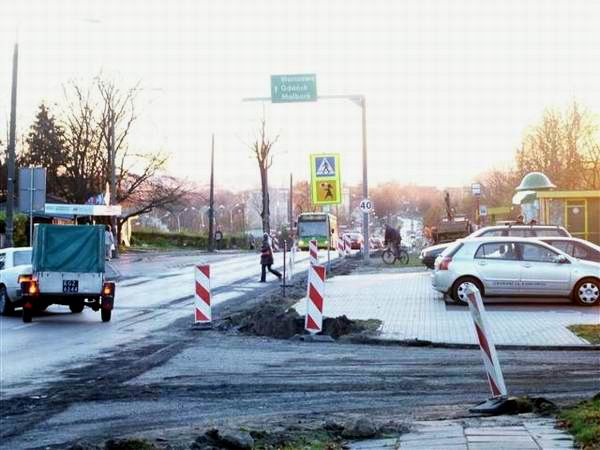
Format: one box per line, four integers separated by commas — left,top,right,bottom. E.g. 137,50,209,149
384,225,402,257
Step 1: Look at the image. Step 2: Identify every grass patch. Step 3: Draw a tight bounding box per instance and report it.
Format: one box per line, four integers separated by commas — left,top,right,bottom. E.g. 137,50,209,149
568,324,600,344
559,397,600,450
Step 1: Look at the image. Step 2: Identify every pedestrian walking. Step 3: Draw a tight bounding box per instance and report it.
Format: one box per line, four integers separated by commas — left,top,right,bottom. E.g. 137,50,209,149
260,233,282,282
105,225,115,261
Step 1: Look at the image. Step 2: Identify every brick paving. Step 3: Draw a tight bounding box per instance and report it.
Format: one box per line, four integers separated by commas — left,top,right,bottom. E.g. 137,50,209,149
293,270,600,346
349,415,576,449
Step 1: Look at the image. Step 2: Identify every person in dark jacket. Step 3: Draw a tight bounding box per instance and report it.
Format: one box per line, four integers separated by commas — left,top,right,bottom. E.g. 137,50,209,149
260,234,282,282
384,224,402,257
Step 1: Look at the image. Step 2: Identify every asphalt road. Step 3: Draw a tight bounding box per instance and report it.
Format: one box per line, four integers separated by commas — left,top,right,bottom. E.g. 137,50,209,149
0,249,338,397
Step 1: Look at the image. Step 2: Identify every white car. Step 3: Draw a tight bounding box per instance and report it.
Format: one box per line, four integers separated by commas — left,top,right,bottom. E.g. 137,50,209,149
0,247,33,315
432,237,600,306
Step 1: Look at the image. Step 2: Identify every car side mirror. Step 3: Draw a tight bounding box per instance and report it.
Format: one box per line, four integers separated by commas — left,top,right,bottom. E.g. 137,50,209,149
554,255,569,264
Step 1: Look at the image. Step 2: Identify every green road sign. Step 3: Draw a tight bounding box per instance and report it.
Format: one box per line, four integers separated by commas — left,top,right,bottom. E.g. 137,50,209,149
271,74,317,103
310,153,341,205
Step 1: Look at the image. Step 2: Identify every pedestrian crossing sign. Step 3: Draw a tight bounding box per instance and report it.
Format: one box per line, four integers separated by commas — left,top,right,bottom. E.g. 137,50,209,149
310,153,341,205
315,156,336,177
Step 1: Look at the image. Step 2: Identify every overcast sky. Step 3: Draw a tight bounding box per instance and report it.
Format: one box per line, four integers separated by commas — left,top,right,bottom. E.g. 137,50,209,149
2,0,599,190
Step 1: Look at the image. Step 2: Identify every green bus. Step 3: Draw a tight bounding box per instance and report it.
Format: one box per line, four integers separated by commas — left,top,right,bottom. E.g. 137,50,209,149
297,213,338,250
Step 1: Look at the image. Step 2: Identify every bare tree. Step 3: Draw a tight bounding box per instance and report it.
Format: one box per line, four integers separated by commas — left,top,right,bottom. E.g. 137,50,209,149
61,82,104,203
516,102,598,189
18,75,187,236
248,116,279,234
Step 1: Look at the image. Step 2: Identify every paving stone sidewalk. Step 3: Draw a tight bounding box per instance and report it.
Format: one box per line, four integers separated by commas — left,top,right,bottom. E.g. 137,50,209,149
350,414,576,450
293,270,600,346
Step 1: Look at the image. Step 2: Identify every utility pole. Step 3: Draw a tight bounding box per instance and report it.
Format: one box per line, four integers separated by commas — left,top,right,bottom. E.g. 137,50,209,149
109,108,119,257
208,134,215,252
288,172,293,227
6,43,19,248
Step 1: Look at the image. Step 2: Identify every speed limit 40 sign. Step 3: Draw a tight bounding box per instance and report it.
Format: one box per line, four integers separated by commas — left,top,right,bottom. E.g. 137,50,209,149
359,198,373,213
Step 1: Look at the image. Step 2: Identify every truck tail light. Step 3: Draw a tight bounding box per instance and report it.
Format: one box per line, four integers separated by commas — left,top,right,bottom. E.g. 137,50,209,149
102,282,115,297
20,276,39,296
438,256,453,271
28,281,39,295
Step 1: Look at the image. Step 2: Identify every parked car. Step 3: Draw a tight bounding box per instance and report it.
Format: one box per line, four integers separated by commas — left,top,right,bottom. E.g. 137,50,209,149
370,236,384,249
345,232,364,250
420,243,449,269
420,224,570,269
431,237,600,306
539,237,600,263
0,247,33,315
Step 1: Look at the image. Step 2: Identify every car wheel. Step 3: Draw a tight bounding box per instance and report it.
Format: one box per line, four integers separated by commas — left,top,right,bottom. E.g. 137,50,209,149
69,301,85,313
0,287,13,316
101,308,112,322
572,278,600,306
451,277,484,304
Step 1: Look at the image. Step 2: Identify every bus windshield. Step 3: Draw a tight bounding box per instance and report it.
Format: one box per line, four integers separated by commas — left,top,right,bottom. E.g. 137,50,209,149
299,221,328,237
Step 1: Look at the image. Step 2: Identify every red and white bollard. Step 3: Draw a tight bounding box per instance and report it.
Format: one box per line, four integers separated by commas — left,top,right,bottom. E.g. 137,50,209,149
194,265,212,325
464,283,509,413
305,264,326,334
309,239,319,265
271,235,280,252
344,234,352,255
337,237,346,257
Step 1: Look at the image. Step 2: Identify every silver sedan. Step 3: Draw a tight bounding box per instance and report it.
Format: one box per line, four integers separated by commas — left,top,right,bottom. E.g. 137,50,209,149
432,237,600,306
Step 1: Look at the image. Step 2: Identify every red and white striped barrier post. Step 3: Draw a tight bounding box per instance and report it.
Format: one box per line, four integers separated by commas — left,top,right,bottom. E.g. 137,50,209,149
464,283,509,413
271,235,280,252
337,237,346,257
309,239,319,265
344,234,352,255
194,265,212,325
305,264,326,334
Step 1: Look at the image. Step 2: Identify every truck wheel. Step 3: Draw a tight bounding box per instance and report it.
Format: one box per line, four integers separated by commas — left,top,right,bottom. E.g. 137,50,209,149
69,301,84,313
101,308,112,322
0,287,14,316
22,306,32,323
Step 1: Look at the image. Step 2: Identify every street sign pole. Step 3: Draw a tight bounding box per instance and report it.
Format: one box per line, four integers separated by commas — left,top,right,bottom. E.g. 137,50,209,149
243,79,369,264
360,96,369,263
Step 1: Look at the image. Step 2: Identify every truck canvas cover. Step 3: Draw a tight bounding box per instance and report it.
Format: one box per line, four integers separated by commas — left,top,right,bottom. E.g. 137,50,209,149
32,224,105,273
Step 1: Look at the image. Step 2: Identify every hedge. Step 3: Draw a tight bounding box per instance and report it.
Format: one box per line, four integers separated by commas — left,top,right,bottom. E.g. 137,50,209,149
131,229,252,250
0,212,30,247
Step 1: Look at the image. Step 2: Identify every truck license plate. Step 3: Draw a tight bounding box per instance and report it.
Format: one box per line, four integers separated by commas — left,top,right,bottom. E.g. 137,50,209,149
63,280,79,293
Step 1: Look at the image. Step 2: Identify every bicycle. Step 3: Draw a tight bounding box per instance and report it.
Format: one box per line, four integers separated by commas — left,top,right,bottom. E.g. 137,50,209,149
382,245,410,265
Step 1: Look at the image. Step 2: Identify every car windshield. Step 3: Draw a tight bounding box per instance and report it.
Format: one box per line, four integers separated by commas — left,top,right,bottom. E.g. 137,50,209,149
13,250,32,266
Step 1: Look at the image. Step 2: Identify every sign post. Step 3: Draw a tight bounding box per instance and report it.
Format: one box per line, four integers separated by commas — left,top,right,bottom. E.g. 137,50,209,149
472,182,482,225
244,77,369,264
18,167,46,244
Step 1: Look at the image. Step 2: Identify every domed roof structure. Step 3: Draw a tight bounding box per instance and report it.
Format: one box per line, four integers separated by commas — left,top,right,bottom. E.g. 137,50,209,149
515,172,556,192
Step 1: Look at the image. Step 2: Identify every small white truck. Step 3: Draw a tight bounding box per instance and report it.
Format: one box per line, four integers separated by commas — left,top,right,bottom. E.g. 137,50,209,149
19,224,115,323
0,247,33,315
